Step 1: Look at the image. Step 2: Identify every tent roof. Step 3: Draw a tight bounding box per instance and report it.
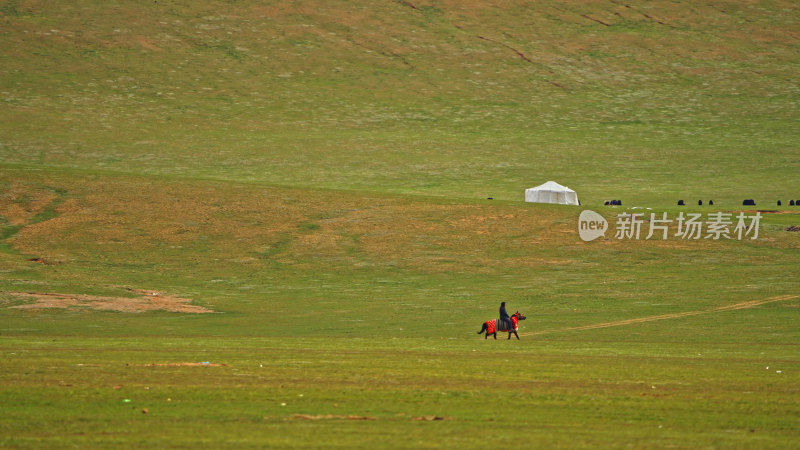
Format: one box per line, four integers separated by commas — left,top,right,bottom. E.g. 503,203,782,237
526,181,575,193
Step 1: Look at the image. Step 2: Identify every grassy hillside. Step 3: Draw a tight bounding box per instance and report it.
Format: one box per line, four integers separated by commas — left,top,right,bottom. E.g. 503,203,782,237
1,1,799,448
2,0,798,203
1,170,798,336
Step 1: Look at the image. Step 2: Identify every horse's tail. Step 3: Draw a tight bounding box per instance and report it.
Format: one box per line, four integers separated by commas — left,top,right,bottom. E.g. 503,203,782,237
477,322,488,335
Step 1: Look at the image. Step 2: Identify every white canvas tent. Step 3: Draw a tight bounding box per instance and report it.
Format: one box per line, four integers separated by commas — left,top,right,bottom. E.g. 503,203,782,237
525,181,579,205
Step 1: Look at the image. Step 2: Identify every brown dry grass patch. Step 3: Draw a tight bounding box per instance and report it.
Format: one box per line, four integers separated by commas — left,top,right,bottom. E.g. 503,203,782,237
8,289,214,314
0,181,59,227
6,174,576,275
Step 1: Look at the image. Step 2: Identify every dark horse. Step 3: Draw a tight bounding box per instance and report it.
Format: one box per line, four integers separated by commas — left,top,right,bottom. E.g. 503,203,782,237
477,311,526,340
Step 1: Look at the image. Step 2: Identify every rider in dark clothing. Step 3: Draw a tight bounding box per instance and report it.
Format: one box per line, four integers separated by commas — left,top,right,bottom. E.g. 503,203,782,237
499,302,511,330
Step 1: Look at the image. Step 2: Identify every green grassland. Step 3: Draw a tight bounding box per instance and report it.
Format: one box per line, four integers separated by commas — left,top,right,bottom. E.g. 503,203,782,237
1,0,799,448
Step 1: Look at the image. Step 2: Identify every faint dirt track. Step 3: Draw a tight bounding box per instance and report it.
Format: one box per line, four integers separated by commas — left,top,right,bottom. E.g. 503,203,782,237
519,294,798,336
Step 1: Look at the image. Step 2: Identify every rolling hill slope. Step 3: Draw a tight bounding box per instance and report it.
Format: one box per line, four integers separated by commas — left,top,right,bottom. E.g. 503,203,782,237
2,0,798,203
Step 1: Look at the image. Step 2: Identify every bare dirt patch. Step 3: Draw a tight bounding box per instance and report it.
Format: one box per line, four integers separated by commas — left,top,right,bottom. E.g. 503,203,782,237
134,36,162,51
289,413,447,421
142,362,226,367
292,414,376,421
7,289,214,314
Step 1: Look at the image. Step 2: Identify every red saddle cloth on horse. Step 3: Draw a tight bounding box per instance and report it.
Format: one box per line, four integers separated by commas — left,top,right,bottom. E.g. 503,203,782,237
487,315,518,334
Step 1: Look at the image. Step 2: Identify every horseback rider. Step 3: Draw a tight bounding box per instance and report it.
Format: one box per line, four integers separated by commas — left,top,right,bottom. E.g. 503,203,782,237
499,301,512,330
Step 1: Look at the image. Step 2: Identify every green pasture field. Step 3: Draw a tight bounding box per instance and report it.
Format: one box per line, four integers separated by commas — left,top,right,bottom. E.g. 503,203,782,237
1,0,799,448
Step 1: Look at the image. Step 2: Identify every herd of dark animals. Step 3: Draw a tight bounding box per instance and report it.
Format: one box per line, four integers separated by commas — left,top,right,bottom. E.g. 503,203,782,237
604,199,799,207
603,198,800,232
515,198,799,207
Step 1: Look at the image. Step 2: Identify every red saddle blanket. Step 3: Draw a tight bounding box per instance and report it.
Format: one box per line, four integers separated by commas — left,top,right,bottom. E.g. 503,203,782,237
486,316,518,334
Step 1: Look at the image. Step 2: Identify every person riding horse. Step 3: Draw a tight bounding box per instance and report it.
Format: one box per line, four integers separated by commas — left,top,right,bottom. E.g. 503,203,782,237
478,308,526,339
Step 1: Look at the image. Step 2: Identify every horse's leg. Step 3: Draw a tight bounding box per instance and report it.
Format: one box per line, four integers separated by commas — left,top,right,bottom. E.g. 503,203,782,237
492,332,497,340
513,330,520,340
